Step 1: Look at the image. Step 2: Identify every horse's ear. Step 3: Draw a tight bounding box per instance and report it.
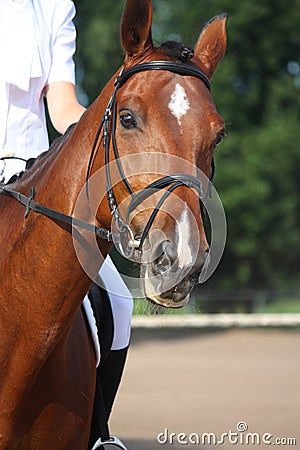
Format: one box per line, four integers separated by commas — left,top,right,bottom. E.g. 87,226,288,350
194,14,228,79
121,0,153,58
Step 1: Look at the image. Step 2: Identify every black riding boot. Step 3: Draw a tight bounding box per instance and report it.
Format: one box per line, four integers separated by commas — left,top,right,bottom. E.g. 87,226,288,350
87,284,129,450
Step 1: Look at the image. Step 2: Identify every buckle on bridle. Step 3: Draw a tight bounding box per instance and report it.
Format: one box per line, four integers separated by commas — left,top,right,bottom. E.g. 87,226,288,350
112,207,140,259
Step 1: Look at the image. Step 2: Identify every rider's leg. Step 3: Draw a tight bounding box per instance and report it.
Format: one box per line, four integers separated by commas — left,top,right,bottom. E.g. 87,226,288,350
88,256,133,450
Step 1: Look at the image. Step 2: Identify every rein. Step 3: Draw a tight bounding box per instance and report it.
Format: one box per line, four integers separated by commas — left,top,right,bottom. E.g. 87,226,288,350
0,60,213,255
0,183,111,240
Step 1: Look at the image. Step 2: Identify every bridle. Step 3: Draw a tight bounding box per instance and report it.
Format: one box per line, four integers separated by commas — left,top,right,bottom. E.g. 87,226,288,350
0,60,214,258
88,60,214,258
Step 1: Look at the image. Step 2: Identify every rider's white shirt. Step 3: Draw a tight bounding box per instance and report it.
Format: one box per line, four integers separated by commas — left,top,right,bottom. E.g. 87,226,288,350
0,0,76,181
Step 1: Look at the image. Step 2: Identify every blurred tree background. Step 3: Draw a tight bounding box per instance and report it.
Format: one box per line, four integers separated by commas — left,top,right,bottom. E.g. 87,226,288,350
71,0,300,313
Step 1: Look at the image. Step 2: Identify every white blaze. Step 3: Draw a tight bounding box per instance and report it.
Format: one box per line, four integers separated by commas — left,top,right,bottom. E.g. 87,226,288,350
168,83,190,126
177,206,193,268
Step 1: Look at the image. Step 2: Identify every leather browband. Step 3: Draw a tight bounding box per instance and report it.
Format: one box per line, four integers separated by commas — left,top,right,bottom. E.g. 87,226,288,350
115,61,211,91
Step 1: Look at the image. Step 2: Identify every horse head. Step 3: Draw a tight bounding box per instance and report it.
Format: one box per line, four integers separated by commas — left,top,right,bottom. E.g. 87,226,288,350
90,0,227,308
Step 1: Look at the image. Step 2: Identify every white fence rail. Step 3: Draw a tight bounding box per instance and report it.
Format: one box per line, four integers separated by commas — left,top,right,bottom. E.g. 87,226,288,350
132,313,300,329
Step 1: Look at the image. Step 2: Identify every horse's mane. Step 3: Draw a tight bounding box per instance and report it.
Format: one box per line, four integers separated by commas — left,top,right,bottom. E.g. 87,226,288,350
156,41,194,63
7,123,76,184
27,123,77,171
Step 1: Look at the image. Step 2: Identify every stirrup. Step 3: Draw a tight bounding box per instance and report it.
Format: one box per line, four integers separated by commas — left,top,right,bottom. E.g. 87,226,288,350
91,435,128,450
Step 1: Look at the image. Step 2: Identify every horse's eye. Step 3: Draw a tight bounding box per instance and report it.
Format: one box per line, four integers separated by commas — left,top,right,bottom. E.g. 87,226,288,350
214,130,226,148
119,111,137,129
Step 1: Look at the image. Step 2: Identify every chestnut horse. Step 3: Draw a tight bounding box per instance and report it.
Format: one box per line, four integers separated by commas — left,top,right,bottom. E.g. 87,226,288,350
0,0,227,448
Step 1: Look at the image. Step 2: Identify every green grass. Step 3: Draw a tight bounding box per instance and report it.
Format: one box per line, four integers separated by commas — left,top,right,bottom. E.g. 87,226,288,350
264,298,300,314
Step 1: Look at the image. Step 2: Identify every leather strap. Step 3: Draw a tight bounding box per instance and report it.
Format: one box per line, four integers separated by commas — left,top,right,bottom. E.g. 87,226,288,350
0,183,112,241
115,61,211,91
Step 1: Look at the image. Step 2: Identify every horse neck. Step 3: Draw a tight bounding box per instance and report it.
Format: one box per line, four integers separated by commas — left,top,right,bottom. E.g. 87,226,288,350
0,80,115,359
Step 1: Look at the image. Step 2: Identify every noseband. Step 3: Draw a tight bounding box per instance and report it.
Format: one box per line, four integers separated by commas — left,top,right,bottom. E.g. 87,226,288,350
88,60,214,258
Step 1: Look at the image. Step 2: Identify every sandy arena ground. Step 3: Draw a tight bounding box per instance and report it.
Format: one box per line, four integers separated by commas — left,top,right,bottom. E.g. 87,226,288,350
109,326,300,449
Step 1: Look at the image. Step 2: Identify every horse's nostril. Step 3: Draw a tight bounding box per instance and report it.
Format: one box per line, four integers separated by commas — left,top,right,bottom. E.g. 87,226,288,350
189,272,200,284
162,240,177,262
151,240,177,275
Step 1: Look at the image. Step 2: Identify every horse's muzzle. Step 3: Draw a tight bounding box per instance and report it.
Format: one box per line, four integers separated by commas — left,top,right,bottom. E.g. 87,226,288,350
141,238,208,308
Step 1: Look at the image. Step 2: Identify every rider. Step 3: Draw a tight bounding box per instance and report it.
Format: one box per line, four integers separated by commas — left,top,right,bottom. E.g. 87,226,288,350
0,1,132,448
